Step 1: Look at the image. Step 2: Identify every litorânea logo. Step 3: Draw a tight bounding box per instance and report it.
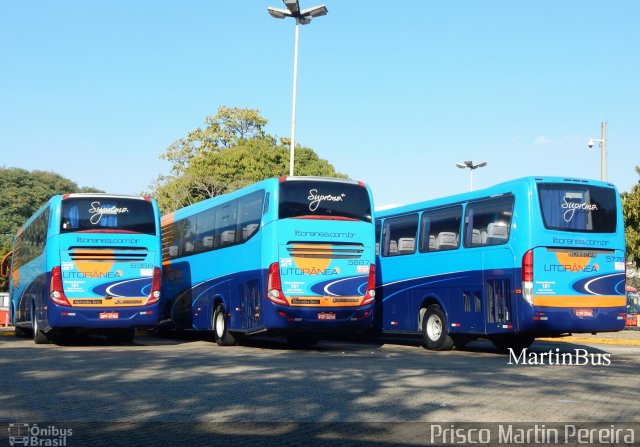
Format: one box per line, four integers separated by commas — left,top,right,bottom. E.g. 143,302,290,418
8,423,72,446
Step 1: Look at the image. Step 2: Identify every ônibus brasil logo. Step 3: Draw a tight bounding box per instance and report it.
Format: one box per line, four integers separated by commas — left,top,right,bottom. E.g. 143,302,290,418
8,423,73,447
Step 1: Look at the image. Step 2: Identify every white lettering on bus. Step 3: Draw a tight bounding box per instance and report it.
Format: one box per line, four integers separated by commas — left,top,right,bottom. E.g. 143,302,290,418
89,202,130,225
562,197,598,223
307,189,346,212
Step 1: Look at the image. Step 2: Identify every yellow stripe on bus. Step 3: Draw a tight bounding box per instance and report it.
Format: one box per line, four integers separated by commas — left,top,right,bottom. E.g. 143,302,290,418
533,295,626,308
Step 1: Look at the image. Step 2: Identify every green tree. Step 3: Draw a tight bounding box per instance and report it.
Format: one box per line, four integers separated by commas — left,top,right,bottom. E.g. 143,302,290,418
152,107,346,213
161,106,268,175
0,167,101,291
622,165,640,270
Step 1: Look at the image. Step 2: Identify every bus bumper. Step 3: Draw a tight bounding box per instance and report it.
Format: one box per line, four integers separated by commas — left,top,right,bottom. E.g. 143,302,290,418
46,303,160,329
262,303,374,332
520,306,627,334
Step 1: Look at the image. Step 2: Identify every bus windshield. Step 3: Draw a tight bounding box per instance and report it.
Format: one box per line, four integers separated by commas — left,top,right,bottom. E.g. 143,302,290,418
60,197,156,235
279,180,372,223
537,183,617,233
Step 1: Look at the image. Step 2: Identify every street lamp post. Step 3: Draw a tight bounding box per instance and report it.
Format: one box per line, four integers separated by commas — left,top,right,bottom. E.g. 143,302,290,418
456,160,487,191
587,121,607,181
268,0,328,177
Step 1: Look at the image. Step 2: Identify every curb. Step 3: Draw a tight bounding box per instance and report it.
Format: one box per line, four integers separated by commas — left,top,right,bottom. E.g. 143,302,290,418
538,336,640,347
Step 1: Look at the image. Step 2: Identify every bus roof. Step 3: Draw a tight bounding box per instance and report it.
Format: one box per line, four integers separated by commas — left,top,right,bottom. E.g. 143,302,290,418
61,193,151,200
376,176,618,218
163,176,368,223
14,193,157,241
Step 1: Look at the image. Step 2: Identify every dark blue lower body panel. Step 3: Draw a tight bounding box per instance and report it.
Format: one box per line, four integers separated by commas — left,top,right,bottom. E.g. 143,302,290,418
164,266,375,334
377,267,626,338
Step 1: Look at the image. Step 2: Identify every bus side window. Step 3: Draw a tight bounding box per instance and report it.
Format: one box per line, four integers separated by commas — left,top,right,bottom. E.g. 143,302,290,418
180,216,197,255
196,208,216,253
464,196,515,248
216,200,238,247
238,191,264,242
419,206,462,252
382,214,418,257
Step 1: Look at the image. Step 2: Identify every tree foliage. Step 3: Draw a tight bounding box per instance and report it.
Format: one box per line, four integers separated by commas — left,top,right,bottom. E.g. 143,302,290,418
622,165,640,270
152,107,346,214
0,167,101,290
161,106,268,175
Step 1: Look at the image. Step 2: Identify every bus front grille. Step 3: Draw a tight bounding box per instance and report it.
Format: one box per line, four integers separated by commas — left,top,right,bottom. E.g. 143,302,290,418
68,247,148,262
287,243,364,259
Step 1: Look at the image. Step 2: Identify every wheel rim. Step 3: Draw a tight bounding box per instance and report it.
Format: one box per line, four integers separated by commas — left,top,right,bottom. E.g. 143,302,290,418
426,314,442,341
215,311,225,338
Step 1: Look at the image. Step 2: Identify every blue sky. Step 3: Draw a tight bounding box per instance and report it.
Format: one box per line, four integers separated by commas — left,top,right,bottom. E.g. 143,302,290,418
1,1,638,207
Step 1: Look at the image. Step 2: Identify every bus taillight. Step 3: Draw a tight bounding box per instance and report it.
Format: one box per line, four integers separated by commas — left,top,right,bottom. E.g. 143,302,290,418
522,249,534,305
267,262,289,306
50,267,71,307
145,267,161,305
362,264,376,306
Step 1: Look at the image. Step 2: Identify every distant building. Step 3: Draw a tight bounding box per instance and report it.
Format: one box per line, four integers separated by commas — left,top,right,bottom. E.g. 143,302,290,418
0,292,9,326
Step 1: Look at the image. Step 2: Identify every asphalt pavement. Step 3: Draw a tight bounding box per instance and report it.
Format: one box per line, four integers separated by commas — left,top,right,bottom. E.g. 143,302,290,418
2,325,640,345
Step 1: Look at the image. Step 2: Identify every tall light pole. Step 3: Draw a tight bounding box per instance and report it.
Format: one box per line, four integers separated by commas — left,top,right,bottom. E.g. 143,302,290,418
456,160,487,191
587,121,607,181
268,0,328,177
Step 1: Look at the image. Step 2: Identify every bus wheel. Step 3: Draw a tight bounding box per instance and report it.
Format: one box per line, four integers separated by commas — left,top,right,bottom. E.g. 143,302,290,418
213,304,236,346
32,308,49,345
422,304,454,351
490,334,535,352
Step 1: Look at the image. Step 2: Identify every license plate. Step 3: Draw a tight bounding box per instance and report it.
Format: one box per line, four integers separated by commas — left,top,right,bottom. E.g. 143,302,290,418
318,312,336,320
99,312,119,320
575,309,593,318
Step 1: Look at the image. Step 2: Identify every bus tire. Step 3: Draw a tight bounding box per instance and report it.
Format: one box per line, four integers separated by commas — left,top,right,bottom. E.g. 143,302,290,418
32,307,49,345
422,304,454,351
213,304,236,346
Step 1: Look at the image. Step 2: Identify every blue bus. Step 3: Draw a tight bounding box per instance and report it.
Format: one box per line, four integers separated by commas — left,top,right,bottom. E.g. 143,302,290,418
160,176,376,346
5,194,162,344
375,176,626,351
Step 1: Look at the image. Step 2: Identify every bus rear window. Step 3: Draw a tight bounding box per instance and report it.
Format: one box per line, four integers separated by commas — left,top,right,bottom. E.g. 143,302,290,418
279,180,372,223
537,183,617,233
61,197,156,235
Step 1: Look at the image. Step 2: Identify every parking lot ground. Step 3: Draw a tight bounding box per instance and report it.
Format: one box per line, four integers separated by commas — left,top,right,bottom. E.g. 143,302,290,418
2,326,640,446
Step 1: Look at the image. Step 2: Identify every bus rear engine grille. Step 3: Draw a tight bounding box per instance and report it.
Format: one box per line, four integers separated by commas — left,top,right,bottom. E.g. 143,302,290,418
287,243,364,259
68,247,148,262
